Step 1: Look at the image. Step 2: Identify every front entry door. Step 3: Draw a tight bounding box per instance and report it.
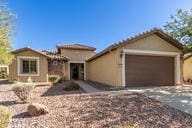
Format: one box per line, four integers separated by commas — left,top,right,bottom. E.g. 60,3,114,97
72,66,79,80
70,63,84,80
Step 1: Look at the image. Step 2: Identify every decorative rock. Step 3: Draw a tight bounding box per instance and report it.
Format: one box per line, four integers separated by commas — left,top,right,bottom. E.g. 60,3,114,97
27,103,49,116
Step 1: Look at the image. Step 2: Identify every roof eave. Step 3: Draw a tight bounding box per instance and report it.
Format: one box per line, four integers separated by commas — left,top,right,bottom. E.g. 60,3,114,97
57,46,95,51
87,28,184,62
12,47,51,58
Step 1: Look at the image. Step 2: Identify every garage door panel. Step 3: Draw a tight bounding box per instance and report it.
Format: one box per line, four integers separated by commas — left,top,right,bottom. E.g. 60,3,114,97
125,55,174,87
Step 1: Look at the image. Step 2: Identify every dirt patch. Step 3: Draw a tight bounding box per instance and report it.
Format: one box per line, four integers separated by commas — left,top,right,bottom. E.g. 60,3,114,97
0,82,192,128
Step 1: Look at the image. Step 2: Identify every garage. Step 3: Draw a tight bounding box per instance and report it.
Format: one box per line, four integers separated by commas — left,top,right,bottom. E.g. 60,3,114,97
125,55,175,87
87,29,182,87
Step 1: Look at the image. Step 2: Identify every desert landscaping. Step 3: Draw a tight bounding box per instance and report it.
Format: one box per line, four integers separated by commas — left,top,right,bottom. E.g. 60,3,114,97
0,81,192,128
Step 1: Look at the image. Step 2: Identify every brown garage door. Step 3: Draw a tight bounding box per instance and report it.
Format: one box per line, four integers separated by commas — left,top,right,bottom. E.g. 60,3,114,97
125,55,174,87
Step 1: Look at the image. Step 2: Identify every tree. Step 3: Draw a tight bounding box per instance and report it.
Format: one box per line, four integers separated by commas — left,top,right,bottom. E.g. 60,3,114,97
164,9,192,52
0,1,16,64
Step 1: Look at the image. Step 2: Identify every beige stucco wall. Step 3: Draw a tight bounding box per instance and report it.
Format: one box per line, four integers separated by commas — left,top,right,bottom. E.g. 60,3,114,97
60,49,95,80
87,50,117,86
87,34,183,87
9,50,48,82
183,57,192,81
60,49,95,61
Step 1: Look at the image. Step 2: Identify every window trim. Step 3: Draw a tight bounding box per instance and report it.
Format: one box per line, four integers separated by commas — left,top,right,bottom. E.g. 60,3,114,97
17,56,40,76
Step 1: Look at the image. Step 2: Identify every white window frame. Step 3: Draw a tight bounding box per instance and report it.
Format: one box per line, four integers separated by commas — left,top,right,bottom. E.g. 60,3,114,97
68,61,86,80
17,56,40,76
122,49,181,87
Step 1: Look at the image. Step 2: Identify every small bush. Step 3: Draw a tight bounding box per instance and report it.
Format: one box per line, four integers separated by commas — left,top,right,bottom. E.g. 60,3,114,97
12,78,20,84
63,81,80,91
0,105,12,128
12,84,35,103
49,75,63,84
0,71,8,79
27,77,33,83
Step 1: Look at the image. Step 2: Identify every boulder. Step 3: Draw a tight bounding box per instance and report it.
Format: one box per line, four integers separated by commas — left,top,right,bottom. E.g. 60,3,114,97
27,103,49,116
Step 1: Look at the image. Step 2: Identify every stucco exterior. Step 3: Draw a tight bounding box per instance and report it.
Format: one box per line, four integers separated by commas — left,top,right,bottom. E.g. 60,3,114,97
60,48,95,80
60,49,95,61
87,50,117,86
183,57,192,81
87,34,183,87
9,50,48,82
116,34,182,86
8,29,183,85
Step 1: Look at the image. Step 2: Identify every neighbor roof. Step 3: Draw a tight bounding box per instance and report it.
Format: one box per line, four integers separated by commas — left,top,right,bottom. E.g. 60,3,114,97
183,53,192,60
87,28,183,61
56,43,96,51
41,50,69,60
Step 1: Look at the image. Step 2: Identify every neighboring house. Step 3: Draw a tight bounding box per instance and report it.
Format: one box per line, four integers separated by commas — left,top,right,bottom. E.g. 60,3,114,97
9,44,95,82
183,53,192,82
9,28,183,87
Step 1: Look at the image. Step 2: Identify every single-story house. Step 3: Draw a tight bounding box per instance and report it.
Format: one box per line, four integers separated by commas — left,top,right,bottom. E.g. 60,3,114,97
183,53,192,82
9,28,183,87
9,44,95,82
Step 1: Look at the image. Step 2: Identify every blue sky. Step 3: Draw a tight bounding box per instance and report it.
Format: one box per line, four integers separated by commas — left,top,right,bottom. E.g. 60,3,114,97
3,0,192,52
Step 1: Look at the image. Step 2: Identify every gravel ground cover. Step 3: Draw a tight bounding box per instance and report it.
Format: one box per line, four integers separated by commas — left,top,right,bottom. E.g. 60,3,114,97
0,82,192,128
85,80,123,91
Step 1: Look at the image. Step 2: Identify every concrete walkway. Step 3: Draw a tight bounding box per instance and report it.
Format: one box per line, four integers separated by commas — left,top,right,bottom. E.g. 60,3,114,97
75,81,102,93
126,85,192,115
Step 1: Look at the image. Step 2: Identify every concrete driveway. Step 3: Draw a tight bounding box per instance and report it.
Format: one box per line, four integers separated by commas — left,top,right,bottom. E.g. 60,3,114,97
126,85,192,115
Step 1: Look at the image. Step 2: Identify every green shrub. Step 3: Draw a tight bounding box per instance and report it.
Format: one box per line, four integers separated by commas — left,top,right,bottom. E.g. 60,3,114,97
12,84,35,103
49,75,63,84
0,105,12,128
0,71,8,79
63,81,80,91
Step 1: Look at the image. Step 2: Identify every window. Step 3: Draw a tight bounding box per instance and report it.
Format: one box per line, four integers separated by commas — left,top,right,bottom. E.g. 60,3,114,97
52,60,58,65
21,60,37,74
18,56,39,76
22,60,29,73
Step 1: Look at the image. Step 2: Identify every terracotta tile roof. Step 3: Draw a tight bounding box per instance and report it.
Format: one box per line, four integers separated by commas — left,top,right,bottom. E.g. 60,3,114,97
87,28,183,61
41,50,69,60
57,43,96,51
